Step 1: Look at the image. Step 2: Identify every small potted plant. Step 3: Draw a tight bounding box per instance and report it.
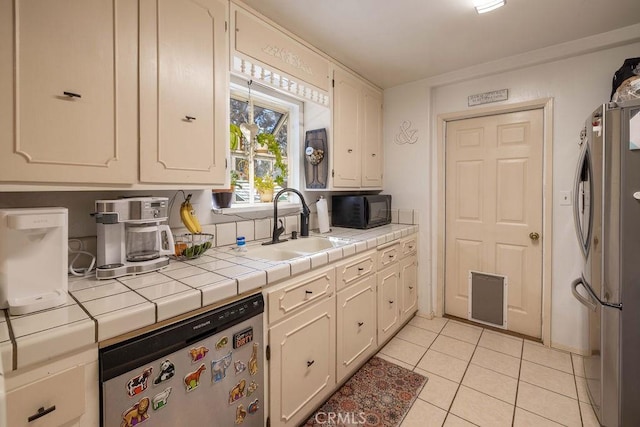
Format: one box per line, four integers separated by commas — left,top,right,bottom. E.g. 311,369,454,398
254,175,275,202
212,170,243,209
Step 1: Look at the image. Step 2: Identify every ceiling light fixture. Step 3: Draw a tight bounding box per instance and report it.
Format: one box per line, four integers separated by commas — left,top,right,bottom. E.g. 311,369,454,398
475,0,505,14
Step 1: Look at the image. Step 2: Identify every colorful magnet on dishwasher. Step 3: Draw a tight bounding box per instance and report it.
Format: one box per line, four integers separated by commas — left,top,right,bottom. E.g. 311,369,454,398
235,404,247,425
247,381,258,397
121,397,150,427
216,336,229,350
229,379,246,404
211,351,233,383
184,363,206,392
233,327,254,349
153,360,175,385
248,342,259,376
188,345,209,362
234,360,247,375
151,387,172,411
248,399,259,414
126,367,153,397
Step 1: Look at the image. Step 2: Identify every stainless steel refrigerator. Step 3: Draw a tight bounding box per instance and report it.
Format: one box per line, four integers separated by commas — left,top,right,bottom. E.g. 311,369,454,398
572,99,640,427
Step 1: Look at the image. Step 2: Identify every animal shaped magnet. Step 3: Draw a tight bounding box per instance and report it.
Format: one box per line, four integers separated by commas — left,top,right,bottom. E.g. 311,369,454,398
235,404,247,425
248,399,259,414
216,336,229,350
126,367,153,397
151,387,172,411
229,379,246,404
248,343,259,376
212,351,233,383
184,364,206,392
153,360,175,385
247,381,258,397
188,346,209,362
234,360,247,375
121,397,150,427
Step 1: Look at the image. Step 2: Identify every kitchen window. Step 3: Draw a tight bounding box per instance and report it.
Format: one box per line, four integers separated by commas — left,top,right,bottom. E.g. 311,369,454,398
229,81,301,205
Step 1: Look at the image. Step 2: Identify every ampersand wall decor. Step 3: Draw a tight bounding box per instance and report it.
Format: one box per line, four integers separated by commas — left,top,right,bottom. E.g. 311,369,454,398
394,120,418,145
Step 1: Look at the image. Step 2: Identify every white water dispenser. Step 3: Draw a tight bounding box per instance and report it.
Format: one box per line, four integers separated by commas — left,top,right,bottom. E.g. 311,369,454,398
0,208,68,315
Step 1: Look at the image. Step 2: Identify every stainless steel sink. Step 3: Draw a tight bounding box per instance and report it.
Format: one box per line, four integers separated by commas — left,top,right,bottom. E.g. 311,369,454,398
245,236,349,261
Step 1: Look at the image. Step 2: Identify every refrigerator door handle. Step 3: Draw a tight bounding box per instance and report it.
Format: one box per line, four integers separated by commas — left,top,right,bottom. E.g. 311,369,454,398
571,277,598,311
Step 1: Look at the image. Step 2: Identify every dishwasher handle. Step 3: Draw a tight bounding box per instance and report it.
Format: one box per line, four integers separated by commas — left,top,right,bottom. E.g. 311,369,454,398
571,277,598,311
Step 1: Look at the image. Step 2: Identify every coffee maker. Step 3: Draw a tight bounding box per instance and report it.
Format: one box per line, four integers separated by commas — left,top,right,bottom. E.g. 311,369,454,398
94,197,175,279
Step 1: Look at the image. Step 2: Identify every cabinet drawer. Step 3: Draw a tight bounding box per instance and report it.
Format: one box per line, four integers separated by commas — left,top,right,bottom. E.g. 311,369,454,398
335,251,376,291
378,243,400,268
267,267,335,323
400,235,418,258
6,365,85,427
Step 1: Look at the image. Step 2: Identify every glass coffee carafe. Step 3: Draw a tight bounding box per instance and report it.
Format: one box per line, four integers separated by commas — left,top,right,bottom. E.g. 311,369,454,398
125,223,174,262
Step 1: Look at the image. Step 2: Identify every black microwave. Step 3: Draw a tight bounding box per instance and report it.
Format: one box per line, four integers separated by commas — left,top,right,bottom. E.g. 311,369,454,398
331,195,392,229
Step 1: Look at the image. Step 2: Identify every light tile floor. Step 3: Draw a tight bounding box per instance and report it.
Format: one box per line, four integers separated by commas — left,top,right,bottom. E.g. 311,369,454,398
376,315,600,427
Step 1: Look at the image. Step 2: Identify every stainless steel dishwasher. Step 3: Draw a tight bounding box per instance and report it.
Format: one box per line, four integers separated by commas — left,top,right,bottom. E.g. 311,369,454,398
100,293,264,426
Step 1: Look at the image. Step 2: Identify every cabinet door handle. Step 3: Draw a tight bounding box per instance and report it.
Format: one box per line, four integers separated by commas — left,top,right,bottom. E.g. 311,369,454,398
357,321,364,327
347,149,353,153
305,290,313,294
28,405,56,422
409,286,414,290
371,153,376,157
63,91,81,98
307,360,315,367
357,267,364,272
389,300,394,304
185,115,196,121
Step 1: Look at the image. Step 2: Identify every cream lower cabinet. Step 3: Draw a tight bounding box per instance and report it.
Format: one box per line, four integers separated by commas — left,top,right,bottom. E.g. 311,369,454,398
377,263,401,344
336,274,377,383
3,347,99,427
0,0,138,184
267,267,336,427
139,0,228,184
399,235,419,322
268,296,336,427
400,255,418,322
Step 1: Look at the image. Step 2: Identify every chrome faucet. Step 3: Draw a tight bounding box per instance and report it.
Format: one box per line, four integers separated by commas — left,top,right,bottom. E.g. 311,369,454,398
263,188,310,245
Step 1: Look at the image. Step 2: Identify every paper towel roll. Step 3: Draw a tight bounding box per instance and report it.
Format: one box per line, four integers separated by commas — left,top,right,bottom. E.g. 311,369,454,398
317,196,330,233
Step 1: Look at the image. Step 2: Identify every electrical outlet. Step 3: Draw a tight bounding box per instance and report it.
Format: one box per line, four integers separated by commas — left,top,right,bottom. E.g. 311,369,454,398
560,191,572,206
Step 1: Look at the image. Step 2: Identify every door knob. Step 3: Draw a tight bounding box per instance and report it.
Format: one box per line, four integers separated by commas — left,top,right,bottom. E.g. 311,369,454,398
529,232,540,241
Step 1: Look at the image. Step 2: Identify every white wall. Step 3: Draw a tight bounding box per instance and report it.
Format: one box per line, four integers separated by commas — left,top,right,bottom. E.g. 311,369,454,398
383,38,640,352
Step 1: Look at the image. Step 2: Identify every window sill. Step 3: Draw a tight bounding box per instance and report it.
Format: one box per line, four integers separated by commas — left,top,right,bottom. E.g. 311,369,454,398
212,201,299,215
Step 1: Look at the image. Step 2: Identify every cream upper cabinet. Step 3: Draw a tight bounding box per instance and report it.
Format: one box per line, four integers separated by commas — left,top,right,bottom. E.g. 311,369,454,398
139,0,228,184
0,0,137,184
332,67,383,189
361,85,383,187
332,67,362,187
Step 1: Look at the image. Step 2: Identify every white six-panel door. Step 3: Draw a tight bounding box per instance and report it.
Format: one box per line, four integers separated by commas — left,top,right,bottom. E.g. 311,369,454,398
445,109,544,338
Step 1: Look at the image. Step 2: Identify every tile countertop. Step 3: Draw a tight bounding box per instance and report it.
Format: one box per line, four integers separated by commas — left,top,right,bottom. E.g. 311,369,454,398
0,224,418,373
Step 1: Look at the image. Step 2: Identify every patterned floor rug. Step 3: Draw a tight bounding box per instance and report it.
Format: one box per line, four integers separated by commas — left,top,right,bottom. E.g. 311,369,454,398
303,356,428,427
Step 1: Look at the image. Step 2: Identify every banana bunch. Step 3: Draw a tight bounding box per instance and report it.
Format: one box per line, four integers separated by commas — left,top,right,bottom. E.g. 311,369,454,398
180,194,202,233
